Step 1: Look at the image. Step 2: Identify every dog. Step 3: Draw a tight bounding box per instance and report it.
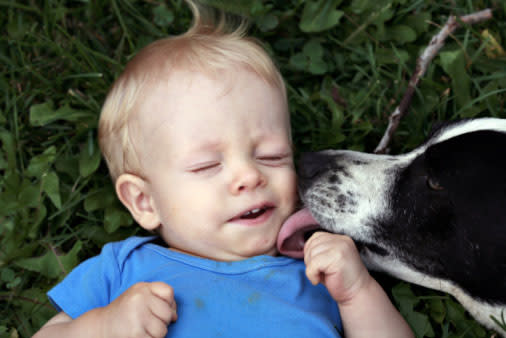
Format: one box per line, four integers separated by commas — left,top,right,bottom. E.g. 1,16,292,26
277,118,506,333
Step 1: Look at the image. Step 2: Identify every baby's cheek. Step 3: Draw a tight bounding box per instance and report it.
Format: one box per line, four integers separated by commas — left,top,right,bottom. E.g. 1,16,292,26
289,169,298,191
283,169,298,207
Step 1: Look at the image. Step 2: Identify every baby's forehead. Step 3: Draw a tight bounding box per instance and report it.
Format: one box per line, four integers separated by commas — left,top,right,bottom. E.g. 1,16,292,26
134,68,232,122
128,69,232,142
130,67,289,148
135,65,283,119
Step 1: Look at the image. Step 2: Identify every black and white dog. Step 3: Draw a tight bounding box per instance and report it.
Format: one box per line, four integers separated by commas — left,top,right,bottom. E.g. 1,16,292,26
278,118,506,332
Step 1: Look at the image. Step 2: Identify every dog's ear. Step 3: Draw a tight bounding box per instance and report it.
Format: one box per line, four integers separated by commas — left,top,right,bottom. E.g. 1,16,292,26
115,174,161,231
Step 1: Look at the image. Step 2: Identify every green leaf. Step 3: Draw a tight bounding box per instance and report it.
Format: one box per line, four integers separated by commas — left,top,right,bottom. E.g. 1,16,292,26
1,268,15,283
375,47,409,65
304,39,324,59
430,298,446,324
0,153,6,170
84,188,116,212
309,59,328,75
18,180,40,208
0,110,6,125
290,39,329,75
42,171,61,209
289,53,307,71
29,101,54,126
387,25,417,44
0,129,16,172
445,299,467,328
300,0,344,33
351,0,375,14
18,288,58,329
320,77,344,129
55,154,80,180
255,13,278,32
440,50,472,113
405,12,431,34
25,146,57,178
392,282,419,314
405,311,434,337
153,4,174,27
482,29,506,58
79,134,102,177
104,207,133,233
7,14,30,39
15,241,83,279
0,173,20,216
28,204,47,239
392,285,434,336
6,276,22,289
371,5,394,29
30,102,92,126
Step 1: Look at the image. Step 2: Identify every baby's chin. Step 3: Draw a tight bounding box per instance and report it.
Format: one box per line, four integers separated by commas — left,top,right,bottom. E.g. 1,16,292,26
234,241,279,260
170,246,278,262
258,246,279,257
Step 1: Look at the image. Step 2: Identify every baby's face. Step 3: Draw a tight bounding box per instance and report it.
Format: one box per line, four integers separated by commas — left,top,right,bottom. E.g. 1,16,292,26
136,68,297,261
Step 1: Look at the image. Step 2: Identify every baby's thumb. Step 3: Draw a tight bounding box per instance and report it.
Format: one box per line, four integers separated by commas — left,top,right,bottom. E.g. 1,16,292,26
150,282,176,305
305,264,323,286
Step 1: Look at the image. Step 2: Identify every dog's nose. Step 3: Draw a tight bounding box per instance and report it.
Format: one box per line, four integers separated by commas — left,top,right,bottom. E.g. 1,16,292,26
298,152,333,179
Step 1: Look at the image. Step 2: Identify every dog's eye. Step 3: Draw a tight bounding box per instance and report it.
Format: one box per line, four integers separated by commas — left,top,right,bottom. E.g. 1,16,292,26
427,177,444,191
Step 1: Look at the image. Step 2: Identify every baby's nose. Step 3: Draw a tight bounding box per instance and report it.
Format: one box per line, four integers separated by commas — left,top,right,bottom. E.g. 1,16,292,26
230,161,266,194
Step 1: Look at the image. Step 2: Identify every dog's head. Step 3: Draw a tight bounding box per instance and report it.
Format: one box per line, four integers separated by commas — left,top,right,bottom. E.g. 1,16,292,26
278,118,506,305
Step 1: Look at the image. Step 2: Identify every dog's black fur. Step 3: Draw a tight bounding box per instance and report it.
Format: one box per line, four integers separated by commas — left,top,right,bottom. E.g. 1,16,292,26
296,118,506,332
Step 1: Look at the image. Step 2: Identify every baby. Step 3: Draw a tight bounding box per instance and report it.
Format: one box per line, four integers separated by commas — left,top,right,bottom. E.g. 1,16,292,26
34,1,413,337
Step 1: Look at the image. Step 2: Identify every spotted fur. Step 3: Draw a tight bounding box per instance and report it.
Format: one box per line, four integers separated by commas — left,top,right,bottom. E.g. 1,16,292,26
298,118,506,333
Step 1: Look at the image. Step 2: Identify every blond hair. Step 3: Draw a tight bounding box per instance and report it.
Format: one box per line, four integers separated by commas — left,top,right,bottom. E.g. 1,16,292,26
98,0,286,182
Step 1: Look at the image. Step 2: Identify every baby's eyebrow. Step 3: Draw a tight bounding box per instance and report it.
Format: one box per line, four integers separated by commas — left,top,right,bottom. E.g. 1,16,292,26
188,140,222,153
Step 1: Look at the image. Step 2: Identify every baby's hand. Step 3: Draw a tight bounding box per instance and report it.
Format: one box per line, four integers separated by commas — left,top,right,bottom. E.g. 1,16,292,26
101,281,177,338
304,232,371,304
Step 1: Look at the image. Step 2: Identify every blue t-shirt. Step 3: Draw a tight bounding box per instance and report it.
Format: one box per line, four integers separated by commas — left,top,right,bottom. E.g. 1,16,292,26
48,236,342,337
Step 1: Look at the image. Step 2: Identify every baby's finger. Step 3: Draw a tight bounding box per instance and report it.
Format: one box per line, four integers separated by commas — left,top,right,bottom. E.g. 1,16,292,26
305,265,323,286
149,294,178,324
305,251,329,286
304,233,335,267
149,282,177,322
304,232,336,259
305,247,337,285
150,282,176,304
144,315,169,338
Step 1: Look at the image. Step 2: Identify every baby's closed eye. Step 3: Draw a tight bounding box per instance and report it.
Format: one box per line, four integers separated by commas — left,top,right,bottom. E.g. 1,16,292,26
187,161,221,174
256,153,292,166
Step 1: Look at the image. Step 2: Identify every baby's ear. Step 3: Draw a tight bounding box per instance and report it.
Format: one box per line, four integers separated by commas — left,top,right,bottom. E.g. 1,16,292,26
115,174,160,231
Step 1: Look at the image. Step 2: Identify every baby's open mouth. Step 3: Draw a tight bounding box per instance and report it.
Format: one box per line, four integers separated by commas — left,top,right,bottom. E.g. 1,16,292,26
240,208,267,219
230,204,275,222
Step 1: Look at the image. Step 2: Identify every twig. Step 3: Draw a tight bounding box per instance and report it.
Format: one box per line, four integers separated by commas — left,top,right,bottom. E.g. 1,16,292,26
374,9,493,154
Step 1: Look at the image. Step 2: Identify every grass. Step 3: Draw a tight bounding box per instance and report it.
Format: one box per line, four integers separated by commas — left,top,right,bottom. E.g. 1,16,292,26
1,0,505,337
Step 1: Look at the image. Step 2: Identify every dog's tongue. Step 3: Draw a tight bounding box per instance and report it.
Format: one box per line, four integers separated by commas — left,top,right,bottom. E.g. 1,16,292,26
277,208,320,259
